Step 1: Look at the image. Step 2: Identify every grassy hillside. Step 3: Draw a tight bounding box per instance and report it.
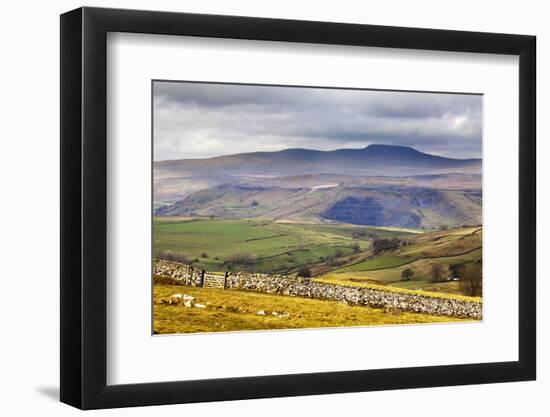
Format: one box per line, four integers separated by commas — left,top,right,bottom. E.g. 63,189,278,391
334,255,415,272
153,217,413,274
154,218,481,297
153,284,471,334
318,226,482,296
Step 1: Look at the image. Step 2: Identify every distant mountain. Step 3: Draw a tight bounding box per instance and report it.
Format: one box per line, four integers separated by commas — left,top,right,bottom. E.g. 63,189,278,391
154,145,482,228
155,144,481,178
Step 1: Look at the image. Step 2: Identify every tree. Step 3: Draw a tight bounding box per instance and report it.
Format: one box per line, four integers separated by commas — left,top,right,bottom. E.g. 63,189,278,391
324,255,343,267
372,239,384,254
449,263,465,280
372,238,402,254
156,250,190,264
351,242,361,254
352,230,368,239
251,200,259,207
228,253,257,266
431,263,445,283
200,252,208,258
459,263,482,296
439,224,449,231
297,267,312,278
401,268,414,281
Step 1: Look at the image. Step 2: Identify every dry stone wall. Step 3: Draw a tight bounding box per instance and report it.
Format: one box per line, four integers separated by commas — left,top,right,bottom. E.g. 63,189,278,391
153,260,203,286
153,259,482,320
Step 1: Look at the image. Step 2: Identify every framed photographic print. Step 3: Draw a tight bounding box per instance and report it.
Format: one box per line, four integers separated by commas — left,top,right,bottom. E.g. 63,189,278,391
60,7,536,409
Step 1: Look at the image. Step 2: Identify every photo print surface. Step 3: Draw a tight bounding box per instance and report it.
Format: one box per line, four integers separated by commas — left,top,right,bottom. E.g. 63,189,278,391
152,81,483,334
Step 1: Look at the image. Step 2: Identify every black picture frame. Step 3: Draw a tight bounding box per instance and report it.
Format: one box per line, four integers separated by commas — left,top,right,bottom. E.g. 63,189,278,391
60,6,536,410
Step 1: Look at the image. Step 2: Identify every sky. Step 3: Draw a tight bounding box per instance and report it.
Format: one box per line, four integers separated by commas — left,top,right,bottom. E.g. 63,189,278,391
153,81,482,161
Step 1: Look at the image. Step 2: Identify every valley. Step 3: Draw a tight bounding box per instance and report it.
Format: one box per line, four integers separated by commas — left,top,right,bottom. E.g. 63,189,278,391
153,144,483,306
151,81,484,333
154,217,482,298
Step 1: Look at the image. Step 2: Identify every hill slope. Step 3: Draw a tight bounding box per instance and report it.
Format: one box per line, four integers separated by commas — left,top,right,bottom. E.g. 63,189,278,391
155,183,482,228
154,144,482,229
319,226,482,295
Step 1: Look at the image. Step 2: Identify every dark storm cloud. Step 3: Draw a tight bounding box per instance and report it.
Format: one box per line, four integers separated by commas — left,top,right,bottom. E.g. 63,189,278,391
153,81,482,161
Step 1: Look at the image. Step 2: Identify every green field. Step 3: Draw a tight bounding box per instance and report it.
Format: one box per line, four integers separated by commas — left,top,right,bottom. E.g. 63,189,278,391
154,217,414,274
154,217,481,297
153,284,470,334
334,255,414,273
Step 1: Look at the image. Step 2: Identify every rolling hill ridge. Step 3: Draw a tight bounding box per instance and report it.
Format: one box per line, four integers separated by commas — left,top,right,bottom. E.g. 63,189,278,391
155,144,481,177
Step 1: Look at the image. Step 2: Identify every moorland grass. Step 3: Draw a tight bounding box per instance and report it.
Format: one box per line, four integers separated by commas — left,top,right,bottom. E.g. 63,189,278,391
153,284,471,334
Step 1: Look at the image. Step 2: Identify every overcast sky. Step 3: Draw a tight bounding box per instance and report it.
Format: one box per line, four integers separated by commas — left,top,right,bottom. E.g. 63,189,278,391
153,81,482,161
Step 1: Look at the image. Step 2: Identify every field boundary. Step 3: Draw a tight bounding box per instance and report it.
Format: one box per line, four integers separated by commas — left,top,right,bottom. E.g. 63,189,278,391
153,259,482,319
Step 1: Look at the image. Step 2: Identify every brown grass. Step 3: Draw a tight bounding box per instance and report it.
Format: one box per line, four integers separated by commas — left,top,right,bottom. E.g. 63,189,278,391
153,284,474,334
